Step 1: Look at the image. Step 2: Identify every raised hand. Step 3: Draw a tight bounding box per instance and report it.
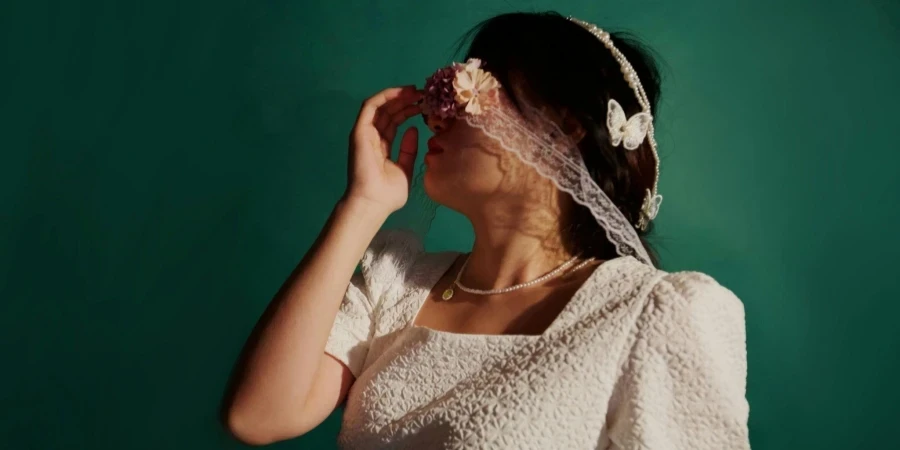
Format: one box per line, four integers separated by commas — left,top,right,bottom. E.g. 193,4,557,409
344,85,423,215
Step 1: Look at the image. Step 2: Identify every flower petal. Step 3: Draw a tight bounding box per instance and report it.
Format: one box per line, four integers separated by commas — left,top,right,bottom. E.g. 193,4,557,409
454,70,475,91
476,73,499,92
455,89,475,104
465,99,482,115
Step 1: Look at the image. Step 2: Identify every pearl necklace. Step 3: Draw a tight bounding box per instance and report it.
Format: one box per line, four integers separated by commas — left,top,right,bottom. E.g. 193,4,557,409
440,255,595,300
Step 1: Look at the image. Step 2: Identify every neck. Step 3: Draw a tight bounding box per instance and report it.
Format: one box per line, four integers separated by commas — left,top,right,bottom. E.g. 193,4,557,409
462,203,575,290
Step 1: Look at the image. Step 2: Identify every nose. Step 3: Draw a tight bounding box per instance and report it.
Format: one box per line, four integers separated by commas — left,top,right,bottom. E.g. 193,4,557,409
424,113,452,133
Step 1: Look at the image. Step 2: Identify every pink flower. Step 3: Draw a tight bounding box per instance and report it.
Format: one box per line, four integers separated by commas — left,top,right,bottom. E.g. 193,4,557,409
423,58,501,119
423,66,461,120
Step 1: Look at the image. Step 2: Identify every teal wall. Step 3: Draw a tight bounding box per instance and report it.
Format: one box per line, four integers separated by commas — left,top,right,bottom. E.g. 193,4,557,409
2,1,898,448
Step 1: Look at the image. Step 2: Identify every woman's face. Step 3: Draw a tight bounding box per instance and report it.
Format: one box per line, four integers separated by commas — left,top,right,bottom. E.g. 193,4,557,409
422,112,558,219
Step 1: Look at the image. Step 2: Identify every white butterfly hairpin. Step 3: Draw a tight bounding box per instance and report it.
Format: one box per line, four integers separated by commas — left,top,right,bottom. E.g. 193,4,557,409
606,99,652,150
641,190,663,221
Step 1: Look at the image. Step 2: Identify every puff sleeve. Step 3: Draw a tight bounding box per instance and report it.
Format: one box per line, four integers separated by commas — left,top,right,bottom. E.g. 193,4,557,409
607,272,751,449
323,229,423,378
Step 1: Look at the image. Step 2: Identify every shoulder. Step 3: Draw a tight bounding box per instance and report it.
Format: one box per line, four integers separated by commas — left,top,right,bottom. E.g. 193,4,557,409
359,229,457,307
635,270,747,373
360,229,424,279
357,229,422,304
582,258,744,323
645,270,745,327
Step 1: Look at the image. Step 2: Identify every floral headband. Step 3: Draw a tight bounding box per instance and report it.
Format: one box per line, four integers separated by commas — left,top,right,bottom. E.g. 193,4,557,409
422,58,501,119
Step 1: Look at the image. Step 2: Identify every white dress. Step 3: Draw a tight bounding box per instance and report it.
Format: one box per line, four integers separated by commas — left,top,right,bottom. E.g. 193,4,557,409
324,230,750,449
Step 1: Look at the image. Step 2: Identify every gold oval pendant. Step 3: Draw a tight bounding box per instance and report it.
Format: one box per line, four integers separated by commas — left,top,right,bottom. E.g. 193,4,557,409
441,288,454,300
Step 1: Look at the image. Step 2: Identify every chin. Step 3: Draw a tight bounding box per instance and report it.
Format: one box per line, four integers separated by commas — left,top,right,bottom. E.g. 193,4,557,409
422,170,445,205
424,169,491,215
422,169,464,210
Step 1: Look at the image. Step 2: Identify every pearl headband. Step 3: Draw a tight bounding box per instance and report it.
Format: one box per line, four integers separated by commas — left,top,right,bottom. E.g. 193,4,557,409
567,17,663,231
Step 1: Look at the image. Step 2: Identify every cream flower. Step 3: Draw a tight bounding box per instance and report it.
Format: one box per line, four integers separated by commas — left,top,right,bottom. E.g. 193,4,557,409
452,58,500,115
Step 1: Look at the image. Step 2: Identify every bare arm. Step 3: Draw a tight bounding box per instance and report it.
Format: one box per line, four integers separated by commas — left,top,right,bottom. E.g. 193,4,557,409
223,86,423,445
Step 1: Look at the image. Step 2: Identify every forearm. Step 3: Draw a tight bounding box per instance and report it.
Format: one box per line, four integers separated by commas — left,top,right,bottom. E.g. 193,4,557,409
226,197,388,434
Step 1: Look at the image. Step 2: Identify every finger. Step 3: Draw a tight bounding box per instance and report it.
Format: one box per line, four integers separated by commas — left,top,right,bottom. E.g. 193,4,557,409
383,88,424,117
357,86,420,127
374,89,422,134
373,108,391,136
397,126,419,185
384,103,423,143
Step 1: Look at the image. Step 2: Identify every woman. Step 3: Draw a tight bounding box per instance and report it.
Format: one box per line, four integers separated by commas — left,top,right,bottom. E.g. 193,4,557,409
224,12,750,449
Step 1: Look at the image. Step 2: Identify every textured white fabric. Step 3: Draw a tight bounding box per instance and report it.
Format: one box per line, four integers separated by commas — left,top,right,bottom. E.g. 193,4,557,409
324,230,750,449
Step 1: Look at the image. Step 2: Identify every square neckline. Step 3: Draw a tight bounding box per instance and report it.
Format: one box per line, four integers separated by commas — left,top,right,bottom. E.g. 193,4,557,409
403,252,633,340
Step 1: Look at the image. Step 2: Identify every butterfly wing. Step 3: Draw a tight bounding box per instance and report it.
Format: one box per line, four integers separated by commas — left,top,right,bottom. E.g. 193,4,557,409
642,192,663,220
606,99,627,147
622,112,653,150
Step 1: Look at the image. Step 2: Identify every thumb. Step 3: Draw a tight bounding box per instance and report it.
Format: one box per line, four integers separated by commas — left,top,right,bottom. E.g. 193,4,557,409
397,126,419,185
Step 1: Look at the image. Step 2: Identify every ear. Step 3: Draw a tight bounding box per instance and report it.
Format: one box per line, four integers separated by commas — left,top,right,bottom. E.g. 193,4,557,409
560,110,587,143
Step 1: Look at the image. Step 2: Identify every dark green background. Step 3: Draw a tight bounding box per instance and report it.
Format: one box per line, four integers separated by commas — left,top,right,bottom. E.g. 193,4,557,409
2,0,898,448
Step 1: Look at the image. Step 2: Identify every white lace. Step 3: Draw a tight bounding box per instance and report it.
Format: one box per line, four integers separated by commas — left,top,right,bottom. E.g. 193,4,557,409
465,93,653,265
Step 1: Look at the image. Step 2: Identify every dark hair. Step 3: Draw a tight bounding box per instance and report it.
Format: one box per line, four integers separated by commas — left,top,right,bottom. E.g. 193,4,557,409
457,11,662,266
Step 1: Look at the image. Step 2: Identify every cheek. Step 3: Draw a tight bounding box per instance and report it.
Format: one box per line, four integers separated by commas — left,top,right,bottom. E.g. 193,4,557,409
447,127,504,173
428,141,512,196
424,124,525,201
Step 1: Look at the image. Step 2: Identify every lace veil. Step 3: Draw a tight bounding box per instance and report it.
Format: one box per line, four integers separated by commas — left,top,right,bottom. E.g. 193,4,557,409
462,92,653,265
